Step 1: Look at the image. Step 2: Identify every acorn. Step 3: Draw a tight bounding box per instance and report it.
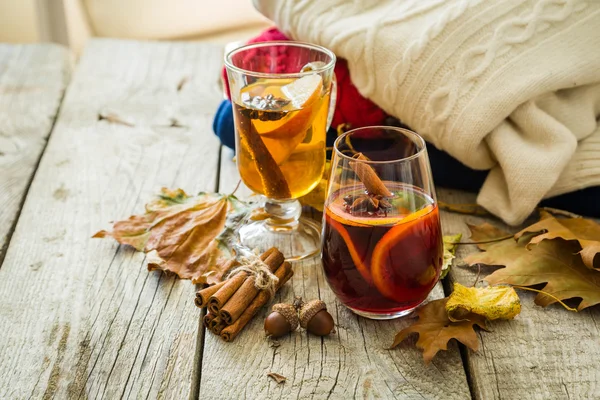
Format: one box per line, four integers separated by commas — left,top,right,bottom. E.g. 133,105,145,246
298,299,335,336
264,303,299,338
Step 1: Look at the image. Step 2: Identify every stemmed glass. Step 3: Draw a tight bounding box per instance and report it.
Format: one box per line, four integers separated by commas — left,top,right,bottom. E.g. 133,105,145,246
224,42,336,260
321,126,443,319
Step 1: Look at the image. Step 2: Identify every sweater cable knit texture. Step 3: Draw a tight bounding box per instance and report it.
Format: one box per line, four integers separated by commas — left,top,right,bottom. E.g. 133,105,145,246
426,0,587,137
254,0,600,225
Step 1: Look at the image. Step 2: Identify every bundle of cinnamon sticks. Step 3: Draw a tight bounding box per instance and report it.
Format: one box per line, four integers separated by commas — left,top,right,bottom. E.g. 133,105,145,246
194,247,293,342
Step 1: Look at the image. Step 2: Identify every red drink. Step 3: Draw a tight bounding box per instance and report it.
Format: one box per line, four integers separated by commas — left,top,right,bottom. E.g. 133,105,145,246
322,186,443,318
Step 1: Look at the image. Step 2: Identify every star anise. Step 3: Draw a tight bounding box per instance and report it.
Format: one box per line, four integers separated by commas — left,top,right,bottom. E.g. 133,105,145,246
343,193,392,215
240,92,291,121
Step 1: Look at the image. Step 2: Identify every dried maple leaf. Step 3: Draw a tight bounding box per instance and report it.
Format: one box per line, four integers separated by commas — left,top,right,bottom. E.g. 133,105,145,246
391,298,487,364
446,283,521,321
440,234,462,279
466,224,600,311
93,188,249,285
515,210,600,269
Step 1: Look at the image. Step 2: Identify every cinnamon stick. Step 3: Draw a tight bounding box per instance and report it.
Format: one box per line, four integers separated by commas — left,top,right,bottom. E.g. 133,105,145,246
349,153,393,197
234,105,291,198
203,313,216,329
195,280,227,308
211,319,227,335
209,316,221,330
219,249,285,325
220,262,293,342
208,248,278,314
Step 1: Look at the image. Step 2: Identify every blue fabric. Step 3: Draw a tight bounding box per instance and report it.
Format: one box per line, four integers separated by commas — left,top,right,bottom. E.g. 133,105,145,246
213,100,237,151
211,100,598,218
212,99,338,155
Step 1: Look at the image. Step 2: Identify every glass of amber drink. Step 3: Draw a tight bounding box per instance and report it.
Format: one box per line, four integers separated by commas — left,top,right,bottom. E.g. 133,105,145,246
322,126,443,319
225,42,336,260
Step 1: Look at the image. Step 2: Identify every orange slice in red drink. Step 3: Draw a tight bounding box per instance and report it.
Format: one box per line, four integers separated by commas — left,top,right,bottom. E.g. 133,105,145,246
324,208,373,284
370,205,436,302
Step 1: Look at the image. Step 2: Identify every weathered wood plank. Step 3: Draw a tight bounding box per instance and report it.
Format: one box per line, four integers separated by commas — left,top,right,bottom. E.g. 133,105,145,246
439,188,600,399
0,39,223,399
198,149,471,399
0,44,71,265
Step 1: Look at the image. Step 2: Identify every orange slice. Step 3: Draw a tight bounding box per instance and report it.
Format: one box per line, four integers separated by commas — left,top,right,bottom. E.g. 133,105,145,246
326,201,407,227
254,74,322,139
325,208,372,284
370,205,436,301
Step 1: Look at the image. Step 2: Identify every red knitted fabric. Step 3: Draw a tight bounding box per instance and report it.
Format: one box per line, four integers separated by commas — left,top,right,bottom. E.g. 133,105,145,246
222,27,388,128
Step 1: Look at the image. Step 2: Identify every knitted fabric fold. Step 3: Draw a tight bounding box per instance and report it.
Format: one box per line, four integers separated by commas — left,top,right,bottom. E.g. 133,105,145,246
254,0,600,225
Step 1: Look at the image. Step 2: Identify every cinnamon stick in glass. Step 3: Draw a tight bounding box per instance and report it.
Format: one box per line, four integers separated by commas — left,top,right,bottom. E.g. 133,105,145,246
235,106,291,198
195,280,227,308
349,153,393,197
219,249,285,324
207,248,279,314
220,261,293,342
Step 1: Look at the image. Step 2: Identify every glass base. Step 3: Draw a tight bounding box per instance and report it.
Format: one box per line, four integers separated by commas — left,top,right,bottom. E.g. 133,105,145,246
239,216,321,261
345,302,421,320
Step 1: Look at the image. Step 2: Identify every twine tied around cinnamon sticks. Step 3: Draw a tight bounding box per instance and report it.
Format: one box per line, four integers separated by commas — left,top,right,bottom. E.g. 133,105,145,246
194,247,293,342
225,254,279,299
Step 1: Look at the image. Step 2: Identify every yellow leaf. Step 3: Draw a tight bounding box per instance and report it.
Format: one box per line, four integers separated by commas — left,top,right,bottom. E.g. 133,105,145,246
446,283,521,321
440,234,462,279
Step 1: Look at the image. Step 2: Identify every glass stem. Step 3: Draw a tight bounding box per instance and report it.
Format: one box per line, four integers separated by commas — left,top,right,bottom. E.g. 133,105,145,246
263,198,301,232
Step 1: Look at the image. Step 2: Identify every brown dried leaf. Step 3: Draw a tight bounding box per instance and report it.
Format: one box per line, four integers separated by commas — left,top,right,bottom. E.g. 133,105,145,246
93,188,249,285
267,372,286,384
515,210,600,269
391,298,487,364
467,223,512,250
177,76,189,91
466,224,600,311
98,111,134,127
438,201,490,216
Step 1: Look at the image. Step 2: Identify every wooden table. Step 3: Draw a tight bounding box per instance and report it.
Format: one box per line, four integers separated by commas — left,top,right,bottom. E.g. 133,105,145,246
0,39,599,400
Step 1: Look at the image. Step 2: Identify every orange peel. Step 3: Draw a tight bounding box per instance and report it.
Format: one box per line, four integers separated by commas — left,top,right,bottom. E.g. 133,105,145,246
371,205,436,301
325,209,372,283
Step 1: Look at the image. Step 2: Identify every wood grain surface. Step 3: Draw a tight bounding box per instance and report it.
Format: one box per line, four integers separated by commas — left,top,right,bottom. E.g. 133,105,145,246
0,44,71,265
439,188,600,400
197,149,472,400
0,40,223,399
2,39,599,400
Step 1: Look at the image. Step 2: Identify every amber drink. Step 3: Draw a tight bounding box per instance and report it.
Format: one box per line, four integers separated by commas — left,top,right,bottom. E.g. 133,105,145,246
225,42,336,260
233,76,331,199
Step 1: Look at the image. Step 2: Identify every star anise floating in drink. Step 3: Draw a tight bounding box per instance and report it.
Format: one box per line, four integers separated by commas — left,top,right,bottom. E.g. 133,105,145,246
240,92,290,121
343,193,392,216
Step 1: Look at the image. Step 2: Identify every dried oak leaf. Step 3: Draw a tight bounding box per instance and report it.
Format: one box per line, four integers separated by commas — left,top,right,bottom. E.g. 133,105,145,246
446,283,521,321
466,223,600,311
440,234,462,279
515,210,600,270
391,298,487,364
93,188,249,285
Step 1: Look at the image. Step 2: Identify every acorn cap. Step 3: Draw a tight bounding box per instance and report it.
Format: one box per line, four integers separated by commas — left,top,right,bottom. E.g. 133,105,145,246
299,299,327,329
272,303,299,331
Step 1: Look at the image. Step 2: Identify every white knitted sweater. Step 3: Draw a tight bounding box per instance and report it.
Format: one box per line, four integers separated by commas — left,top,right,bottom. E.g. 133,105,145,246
254,0,600,225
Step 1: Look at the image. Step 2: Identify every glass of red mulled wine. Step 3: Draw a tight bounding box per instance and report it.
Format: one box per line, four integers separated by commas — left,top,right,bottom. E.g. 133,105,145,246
321,126,443,319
